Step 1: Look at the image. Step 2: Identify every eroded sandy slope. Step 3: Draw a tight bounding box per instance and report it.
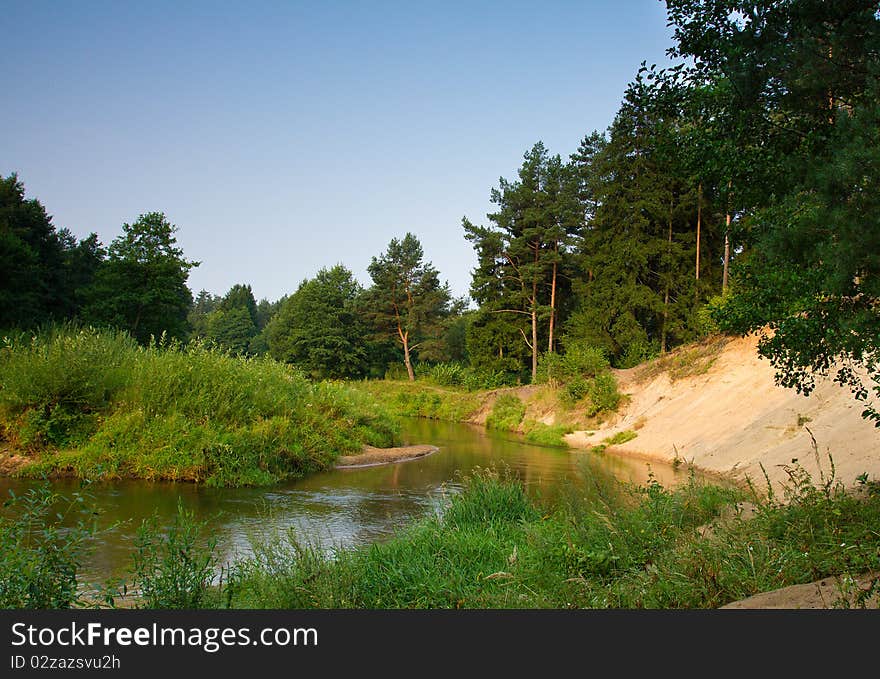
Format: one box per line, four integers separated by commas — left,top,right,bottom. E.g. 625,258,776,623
566,334,880,493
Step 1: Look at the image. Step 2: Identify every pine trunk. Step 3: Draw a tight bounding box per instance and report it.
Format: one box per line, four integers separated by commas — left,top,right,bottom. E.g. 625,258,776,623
399,326,415,381
722,214,731,293
548,252,557,354
723,181,731,293
695,182,702,283
661,207,672,354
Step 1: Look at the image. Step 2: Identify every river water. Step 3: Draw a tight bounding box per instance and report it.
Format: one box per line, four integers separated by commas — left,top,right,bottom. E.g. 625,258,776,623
0,418,692,584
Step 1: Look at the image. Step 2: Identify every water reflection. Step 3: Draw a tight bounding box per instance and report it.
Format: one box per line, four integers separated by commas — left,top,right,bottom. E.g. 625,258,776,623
0,418,693,582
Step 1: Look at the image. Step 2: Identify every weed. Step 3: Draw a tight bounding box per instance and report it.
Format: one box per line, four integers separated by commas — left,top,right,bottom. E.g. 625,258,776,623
1,325,399,486
129,499,219,609
0,483,97,608
485,394,525,431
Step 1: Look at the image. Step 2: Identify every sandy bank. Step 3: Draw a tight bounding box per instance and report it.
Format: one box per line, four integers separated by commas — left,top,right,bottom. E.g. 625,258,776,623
334,444,440,469
565,334,880,494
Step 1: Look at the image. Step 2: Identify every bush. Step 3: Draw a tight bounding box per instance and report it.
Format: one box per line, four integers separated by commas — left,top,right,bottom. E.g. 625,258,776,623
485,394,525,431
587,373,621,415
616,339,659,369
1,325,400,486
536,342,610,385
130,500,219,609
0,484,96,608
534,341,621,415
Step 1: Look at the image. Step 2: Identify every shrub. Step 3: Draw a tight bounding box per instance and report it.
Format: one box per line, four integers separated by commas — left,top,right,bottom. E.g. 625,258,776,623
130,500,219,609
587,373,621,415
485,394,525,431
0,484,96,608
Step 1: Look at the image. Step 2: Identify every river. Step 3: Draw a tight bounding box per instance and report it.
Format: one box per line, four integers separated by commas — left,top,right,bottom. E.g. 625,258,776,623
0,418,692,584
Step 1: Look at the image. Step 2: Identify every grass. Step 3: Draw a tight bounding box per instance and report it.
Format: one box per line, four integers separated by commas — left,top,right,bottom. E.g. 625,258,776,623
485,394,526,432
522,421,572,447
588,429,638,453
0,325,399,486
5,457,879,610
351,380,484,422
635,335,730,383
219,458,880,609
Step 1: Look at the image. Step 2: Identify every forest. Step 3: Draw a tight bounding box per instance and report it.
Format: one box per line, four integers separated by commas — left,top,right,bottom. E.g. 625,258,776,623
2,0,878,422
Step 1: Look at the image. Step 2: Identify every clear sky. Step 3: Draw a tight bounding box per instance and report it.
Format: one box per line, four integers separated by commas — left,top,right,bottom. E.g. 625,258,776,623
2,0,677,304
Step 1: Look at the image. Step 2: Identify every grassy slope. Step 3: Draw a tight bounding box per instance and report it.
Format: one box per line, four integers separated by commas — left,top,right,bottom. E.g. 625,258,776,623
0,326,398,486
349,377,623,448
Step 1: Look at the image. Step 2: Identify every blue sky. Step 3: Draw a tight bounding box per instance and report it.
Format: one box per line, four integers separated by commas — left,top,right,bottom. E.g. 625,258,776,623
2,1,677,303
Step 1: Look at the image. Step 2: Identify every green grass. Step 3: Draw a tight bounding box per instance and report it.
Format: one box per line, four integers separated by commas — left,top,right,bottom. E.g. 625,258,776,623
217,461,880,609
485,394,526,432
522,421,572,447
5,460,879,610
0,325,399,486
588,429,637,453
350,380,484,421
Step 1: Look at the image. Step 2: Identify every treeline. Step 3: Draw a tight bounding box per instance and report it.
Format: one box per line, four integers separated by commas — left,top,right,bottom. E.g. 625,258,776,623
3,1,878,411
0,181,466,381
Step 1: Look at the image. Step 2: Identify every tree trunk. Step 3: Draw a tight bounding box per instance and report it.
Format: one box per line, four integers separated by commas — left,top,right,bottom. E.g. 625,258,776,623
661,205,673,354
695,182,702,284
402,333,415,381
398,325,415,381
722,180,731,293
548,249,558,354
531,240,540,382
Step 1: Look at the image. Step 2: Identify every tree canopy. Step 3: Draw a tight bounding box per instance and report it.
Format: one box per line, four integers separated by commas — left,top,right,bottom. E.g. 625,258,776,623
83,212,198,345
364,233,453,381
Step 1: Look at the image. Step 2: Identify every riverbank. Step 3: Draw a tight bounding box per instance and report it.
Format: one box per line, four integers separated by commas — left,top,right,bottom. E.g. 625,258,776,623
0,326,399,487
352,334,880,496
219,466,880,609
565,334,880,495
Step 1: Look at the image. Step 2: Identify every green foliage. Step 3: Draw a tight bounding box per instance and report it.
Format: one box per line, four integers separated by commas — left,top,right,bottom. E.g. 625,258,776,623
534,341,621,414
224,459,880,610
463,142,582,380
420,362,516,391
617,339,660,370
0,484,96,608
442,468,541,529
130,500,218,609
0,174,103,329
666,0,880,425
205,307,257,356
218,284,259,326
267,265,369,379
537,342,609,385
0,325,399,486
586,373,621,415
352,380,482,422
82,212,197,345
363,234,453,380
485,394,525,431
522,421,571,447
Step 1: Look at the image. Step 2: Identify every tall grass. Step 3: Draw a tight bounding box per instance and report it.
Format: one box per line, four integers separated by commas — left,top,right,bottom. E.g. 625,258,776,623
3,461,878,609
0,325,399,486
0,484,97,608
351,379,483,421
222,462,880,609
